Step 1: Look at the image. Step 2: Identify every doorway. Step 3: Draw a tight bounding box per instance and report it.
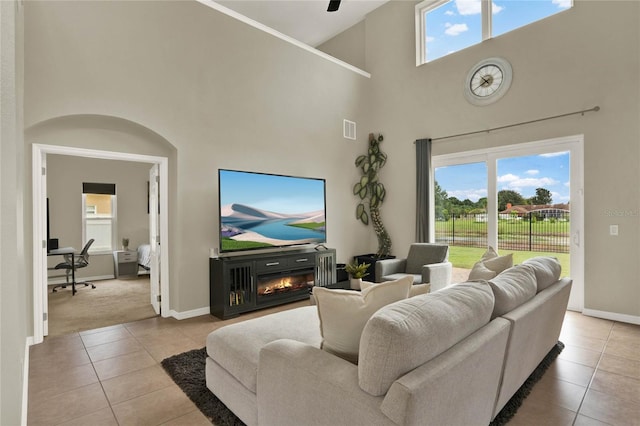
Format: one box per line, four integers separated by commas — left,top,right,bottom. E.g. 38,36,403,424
432,135,584,311
32,144,170,344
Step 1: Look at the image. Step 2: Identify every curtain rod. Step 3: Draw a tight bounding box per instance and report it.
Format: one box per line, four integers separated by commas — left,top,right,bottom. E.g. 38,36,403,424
427,106,600,142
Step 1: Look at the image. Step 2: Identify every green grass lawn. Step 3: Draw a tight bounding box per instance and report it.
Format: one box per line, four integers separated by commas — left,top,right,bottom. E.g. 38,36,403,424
449,246,570,275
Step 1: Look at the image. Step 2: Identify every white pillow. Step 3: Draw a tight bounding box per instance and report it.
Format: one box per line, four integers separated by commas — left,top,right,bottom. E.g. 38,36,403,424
313,276,413,363
468,246,513,280
523,256,562,291
488,264,537,318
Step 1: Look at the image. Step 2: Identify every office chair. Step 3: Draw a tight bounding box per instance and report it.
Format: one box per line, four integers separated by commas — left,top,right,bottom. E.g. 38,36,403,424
52,239,97,293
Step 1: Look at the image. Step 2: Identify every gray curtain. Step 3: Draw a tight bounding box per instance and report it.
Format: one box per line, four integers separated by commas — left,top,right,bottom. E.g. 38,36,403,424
415,138,432,242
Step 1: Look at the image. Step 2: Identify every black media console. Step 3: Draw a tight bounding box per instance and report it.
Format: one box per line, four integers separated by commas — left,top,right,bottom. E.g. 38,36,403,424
210,248,336,319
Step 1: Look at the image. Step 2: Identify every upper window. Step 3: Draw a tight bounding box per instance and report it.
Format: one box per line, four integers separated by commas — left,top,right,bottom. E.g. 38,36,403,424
82,183,117,253
416,0,573,65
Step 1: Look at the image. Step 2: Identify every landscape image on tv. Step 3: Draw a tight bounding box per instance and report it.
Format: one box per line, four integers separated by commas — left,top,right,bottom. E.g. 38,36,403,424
219,169,326,253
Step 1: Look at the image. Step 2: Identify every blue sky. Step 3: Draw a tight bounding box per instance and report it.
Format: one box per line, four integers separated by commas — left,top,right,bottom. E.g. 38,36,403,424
219,169,325,214
425,0,572,62
435,151,570,204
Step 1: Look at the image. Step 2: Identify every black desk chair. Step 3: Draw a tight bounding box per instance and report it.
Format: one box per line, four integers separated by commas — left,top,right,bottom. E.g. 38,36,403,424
52,239,97,293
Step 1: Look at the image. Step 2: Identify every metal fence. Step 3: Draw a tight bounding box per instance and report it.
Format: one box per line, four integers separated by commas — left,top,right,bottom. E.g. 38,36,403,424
435,210,570,254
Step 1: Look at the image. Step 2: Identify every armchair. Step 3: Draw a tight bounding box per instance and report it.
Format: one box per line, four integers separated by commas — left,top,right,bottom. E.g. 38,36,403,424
375,243,452,291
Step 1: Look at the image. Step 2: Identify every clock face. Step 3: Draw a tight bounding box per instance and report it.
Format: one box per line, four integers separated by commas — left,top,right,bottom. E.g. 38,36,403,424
470,65,503,97
464,57,512,106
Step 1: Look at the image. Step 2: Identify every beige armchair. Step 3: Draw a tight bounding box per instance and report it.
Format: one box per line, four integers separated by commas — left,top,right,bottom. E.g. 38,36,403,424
375,243,452,291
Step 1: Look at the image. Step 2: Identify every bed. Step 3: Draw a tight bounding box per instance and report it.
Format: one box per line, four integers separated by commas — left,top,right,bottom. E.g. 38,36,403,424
137,244,157,274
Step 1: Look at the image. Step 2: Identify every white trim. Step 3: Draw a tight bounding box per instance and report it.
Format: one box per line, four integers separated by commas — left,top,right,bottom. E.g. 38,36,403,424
168,307,211,321
21,338,32,426
195,0,371,79
32,144,171,344
583,309,640,326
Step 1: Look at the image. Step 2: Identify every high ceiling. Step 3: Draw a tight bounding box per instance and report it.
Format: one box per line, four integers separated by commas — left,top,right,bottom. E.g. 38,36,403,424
215,0,389,47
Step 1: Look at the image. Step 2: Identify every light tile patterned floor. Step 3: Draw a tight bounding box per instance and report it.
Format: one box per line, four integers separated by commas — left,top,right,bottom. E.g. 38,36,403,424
28,301,640,425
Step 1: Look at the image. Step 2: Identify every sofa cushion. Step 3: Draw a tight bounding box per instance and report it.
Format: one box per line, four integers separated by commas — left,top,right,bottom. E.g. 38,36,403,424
468,261,498,280
358,282,495,396
360,280,430,297
488,264,537,318
523,256,562,291
313,276,412,364
206,305,321,393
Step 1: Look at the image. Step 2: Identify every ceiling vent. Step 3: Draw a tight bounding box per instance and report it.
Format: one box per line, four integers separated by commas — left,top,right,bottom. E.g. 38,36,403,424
343,119,356,140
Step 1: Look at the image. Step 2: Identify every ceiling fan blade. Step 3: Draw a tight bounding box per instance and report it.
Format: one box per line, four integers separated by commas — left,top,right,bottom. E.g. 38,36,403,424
327,0,341,12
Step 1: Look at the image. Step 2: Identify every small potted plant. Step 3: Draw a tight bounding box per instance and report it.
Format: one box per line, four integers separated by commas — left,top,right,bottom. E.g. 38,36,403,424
122,238,129,251
345,260,370,290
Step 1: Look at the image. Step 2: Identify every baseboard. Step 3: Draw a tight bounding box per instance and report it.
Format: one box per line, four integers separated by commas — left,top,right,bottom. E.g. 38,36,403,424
168,307,210,320
582,308,640,325
22,337,33,426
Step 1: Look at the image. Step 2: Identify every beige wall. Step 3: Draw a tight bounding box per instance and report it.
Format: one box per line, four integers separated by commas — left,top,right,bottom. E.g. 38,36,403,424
1,0,27,423
24,0,372,315
326,0,639,317
46,156,153,279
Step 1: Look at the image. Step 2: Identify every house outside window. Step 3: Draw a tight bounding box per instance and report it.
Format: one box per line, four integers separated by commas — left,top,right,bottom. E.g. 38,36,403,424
415,0,573,65
82,183,117,253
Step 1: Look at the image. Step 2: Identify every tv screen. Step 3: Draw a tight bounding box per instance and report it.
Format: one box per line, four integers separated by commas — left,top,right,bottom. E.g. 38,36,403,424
218,169,326,253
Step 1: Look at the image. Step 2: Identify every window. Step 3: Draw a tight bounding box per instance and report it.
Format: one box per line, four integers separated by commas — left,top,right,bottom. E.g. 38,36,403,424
416,0,573,65
82,183,117,253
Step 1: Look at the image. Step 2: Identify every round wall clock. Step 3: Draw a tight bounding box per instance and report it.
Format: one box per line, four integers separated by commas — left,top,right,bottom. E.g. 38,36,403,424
464,57,513,106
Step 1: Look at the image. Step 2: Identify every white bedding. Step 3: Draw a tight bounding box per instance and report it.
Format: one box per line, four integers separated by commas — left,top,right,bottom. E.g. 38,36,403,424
137,244,154,270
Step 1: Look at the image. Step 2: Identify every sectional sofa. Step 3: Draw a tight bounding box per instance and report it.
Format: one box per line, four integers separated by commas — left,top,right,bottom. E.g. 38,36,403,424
205,257,572,426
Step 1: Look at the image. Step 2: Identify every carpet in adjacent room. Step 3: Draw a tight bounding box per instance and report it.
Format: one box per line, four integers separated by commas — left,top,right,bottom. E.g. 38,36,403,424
47,276,157,336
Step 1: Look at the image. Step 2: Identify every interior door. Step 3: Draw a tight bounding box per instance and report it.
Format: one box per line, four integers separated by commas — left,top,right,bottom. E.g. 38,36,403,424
149,164,161,314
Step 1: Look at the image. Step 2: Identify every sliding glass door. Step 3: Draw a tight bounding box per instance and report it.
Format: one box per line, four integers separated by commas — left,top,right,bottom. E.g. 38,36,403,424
432,136,584,310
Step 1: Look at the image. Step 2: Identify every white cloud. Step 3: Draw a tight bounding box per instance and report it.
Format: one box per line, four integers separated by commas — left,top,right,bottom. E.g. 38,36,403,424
426,36,435,43
497,173,558,189
492,2,503,14
552,0,572,9
455,0,481,16
553,192,570,203
445,10,455,16
445,23,469,36
525,169,539,176
448,188,487,202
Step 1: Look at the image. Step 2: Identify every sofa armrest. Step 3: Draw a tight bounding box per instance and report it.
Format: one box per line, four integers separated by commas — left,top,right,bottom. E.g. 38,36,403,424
375,258,407,282
421,261,452,291
258,339,394,426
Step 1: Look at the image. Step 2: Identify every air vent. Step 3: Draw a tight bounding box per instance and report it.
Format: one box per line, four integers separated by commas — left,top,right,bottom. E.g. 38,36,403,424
343,119,356,140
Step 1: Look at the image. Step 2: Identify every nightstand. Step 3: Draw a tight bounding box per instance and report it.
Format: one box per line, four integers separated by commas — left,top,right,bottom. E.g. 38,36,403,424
113,250,138,279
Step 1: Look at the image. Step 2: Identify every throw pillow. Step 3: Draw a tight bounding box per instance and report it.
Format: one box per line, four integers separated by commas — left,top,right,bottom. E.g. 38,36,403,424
313,276,413,363
468,246,513,280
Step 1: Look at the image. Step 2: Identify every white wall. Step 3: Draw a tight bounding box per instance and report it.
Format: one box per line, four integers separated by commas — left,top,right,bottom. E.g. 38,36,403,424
324,0,639,318
24,1,373,315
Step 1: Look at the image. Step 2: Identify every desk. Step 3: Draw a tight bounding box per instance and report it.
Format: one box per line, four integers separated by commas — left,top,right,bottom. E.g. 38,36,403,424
48,247,77,295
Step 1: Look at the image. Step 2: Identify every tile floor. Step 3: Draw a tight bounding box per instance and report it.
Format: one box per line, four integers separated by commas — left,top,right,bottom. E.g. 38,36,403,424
28,303,639,425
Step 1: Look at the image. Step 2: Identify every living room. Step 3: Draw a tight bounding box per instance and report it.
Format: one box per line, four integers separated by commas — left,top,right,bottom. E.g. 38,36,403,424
1,0,638,424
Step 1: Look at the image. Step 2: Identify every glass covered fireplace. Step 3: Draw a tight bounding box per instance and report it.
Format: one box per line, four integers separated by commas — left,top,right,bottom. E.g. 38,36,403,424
256,269,314,303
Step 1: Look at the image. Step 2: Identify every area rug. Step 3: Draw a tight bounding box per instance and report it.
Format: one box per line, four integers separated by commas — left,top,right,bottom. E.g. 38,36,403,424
162,342,564,426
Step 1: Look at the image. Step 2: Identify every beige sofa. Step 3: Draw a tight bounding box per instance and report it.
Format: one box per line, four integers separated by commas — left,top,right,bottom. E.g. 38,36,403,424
206,257,572,426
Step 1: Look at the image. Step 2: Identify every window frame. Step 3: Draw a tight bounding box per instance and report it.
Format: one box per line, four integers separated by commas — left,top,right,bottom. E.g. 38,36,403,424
415,0,572,66
82,193,117,255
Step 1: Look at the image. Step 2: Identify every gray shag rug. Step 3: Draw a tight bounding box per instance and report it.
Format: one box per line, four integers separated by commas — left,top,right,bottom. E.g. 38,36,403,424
161,342,564,426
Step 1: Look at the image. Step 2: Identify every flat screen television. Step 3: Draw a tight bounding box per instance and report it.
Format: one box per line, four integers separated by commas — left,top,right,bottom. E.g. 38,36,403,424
218,169,327,253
